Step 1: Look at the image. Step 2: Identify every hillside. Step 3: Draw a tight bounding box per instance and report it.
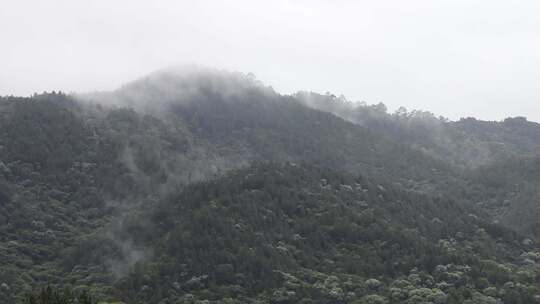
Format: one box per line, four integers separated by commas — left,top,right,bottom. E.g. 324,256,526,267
1,68,540,303
295,91,540,238
109,162,539,303
295,92,540,169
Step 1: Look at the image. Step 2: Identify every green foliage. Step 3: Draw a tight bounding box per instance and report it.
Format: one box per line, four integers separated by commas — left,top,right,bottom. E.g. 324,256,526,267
20,286,94,304
1,71,540,303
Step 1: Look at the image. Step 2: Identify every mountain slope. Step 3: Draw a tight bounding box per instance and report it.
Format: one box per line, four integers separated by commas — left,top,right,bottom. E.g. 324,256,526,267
1,68,540,303
295,91,540,239
94,68,460,185
103,163,539,303
295,92,540,168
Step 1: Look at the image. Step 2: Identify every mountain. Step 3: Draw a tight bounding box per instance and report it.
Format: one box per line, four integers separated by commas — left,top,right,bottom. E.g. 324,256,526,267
1,67,539,303
110,163,536,303
295,92,540,169
295,91,540,238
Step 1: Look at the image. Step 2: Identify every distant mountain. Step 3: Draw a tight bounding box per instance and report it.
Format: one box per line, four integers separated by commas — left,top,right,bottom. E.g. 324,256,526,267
295,91,540,239
1,68,539,303
295,92,540,169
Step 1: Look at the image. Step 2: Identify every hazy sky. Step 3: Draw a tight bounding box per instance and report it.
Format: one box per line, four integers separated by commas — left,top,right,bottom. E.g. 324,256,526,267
2,0,540,121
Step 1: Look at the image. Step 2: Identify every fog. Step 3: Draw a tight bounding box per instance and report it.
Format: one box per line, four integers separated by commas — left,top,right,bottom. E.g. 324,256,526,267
2,0,540,121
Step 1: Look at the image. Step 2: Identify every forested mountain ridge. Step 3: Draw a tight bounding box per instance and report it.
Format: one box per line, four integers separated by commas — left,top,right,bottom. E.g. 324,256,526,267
295,92,540,169
1,67,540,303
113,163,538,303
295,91,540,237
83,68,454,183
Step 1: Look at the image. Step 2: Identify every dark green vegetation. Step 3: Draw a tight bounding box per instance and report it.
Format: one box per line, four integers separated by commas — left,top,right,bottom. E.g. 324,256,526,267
1,68,540,303
295,92,540,235
20,286,94,304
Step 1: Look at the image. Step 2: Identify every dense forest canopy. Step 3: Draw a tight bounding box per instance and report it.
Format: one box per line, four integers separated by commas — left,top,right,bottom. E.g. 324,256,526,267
1,68,540,303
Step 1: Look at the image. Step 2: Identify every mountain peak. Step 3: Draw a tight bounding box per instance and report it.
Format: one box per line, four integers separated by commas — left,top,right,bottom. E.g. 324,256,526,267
83,66,276,113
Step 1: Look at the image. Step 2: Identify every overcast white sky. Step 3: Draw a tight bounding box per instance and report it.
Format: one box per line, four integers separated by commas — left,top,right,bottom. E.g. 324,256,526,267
2,0,540,121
